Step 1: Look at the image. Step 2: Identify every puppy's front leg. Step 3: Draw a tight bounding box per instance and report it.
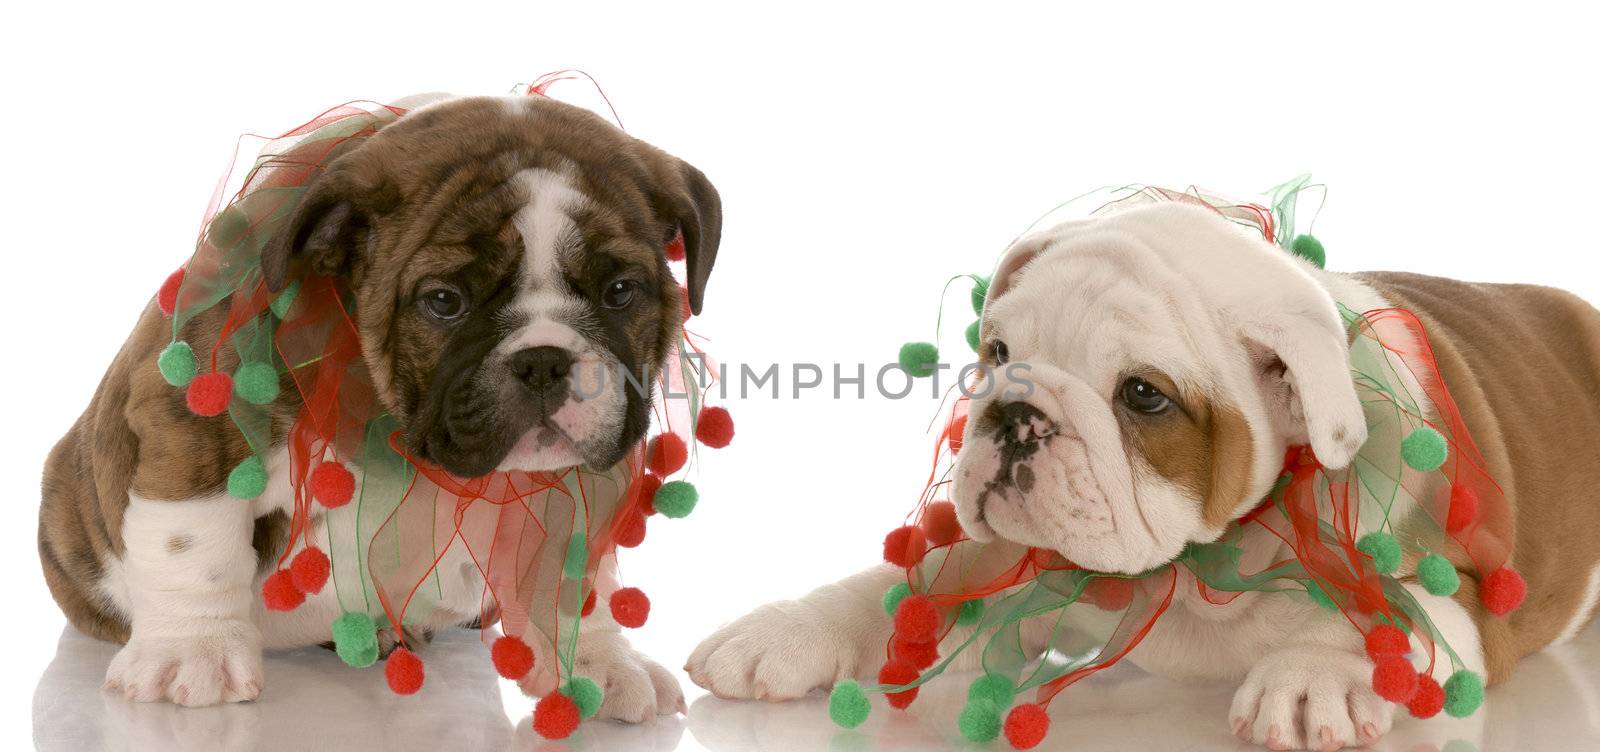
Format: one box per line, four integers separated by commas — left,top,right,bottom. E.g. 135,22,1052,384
518,555,685,722
1228,582,1486,751
687,564,903,701
104,493,263,706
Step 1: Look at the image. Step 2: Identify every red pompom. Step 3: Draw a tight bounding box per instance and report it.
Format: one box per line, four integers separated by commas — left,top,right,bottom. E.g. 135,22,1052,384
1482,567,1527,616
1407,673,1445,718
638,474,662,515
948,414,968,454
695,406,735,448
646,433,688,476
491,635,535,679
1446,485,1479,534
1004,703,1052,750
921,501,964,547
878,658,921,709
894,595,941,643
385,647,425,695
1364,624,1411,659
289,547,330,594
1084,577,1136,612
610,587,650,628
883,525,927,568
310,461,356,508
615,510,647,548
581,589,597,617
533,691,581,740
1372,655,1419,703
665,231,686,262
157,267,185,316
186,372,234,417
261,570,304,611
892,633,939,669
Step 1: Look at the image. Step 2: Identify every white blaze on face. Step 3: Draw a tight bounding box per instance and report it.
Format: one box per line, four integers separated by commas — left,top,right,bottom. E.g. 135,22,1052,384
494,168,628,471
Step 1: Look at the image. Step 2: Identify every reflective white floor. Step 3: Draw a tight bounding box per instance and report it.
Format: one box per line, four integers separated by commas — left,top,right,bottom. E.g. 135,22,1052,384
31,624,1600,751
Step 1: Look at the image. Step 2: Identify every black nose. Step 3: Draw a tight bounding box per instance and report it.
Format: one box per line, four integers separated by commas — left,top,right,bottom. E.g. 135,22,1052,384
985,400,1052,444
508,346,574,394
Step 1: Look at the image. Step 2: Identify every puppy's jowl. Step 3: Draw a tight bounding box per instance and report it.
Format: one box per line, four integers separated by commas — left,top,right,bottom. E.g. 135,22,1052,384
692,198,1600,749
39,93,722,721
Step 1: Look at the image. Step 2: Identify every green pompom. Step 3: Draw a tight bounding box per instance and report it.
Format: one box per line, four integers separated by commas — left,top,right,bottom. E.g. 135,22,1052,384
965,319,981,352
1401,426,1449,472
970,275,990,314
227,456,268,499
563,534,588,579
958,698,1002,742
898,341,940,378
653,480,699,519
882,581,912,617
1357,532,1402,574
1418,553,1461,596
158,341,197,387
233,362,279,405
331,612,379,668
1306,580,1338,611
828,679,871,729
966,673,1015,709
564,676,605,719
1443,670,1485,717
1289,234,1326,268
956,598,985,627
270,280,301,319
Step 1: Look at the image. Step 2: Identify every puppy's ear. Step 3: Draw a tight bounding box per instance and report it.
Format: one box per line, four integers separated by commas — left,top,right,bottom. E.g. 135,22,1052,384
983,233,1053,309
642,150,722,315
1240,306,1366,469
260,154,394,293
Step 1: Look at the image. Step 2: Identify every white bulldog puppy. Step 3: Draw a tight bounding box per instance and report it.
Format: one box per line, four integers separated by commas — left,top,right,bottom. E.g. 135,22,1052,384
690,201,1600,750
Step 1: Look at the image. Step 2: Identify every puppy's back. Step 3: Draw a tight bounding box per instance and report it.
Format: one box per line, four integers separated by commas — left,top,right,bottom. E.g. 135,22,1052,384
1360,270,1600,679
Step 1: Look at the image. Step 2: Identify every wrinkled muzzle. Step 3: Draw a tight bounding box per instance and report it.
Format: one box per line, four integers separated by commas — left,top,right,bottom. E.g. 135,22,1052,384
952,362,1189,574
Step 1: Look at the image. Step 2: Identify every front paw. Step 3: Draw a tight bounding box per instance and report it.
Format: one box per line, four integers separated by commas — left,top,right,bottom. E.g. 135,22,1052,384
1230,647,1394,751
104,620,264,706
686,600,863,702
521,632,683,723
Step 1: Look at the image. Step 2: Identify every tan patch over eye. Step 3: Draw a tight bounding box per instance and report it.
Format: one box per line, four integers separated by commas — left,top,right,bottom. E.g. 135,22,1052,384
1117,372,1255,529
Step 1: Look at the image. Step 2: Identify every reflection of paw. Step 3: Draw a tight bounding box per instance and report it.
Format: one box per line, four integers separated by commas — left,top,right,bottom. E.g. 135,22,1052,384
100,690,262,752
1229,647,1393,751
521,632,683,723
686,601,858,701
104,621,264,706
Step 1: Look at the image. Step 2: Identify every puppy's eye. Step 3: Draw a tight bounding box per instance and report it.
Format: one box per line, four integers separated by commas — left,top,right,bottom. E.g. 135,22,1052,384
1120,377,1172,414
987,340,1010,365
602,279,639,309
419,285,467,321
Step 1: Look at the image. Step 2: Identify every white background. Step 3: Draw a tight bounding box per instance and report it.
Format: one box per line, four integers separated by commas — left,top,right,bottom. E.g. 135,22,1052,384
4,2,1598,749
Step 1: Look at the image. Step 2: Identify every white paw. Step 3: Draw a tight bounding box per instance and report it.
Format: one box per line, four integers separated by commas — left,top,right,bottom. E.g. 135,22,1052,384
104,620,264,706
1229,647,1393,751
521,631,684,723
685,600,862,701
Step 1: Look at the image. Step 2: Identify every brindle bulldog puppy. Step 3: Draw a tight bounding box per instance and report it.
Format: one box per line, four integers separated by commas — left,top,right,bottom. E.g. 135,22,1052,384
39,94,720,717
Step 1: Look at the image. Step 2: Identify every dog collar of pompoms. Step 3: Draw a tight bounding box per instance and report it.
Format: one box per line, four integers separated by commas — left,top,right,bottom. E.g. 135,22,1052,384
836,179,1525,749
151,75,733,740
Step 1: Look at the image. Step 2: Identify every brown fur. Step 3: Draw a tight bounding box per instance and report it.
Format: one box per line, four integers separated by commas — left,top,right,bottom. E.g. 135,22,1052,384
1117,371,1256,528
1360,271,1600,683
39,96,715,644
